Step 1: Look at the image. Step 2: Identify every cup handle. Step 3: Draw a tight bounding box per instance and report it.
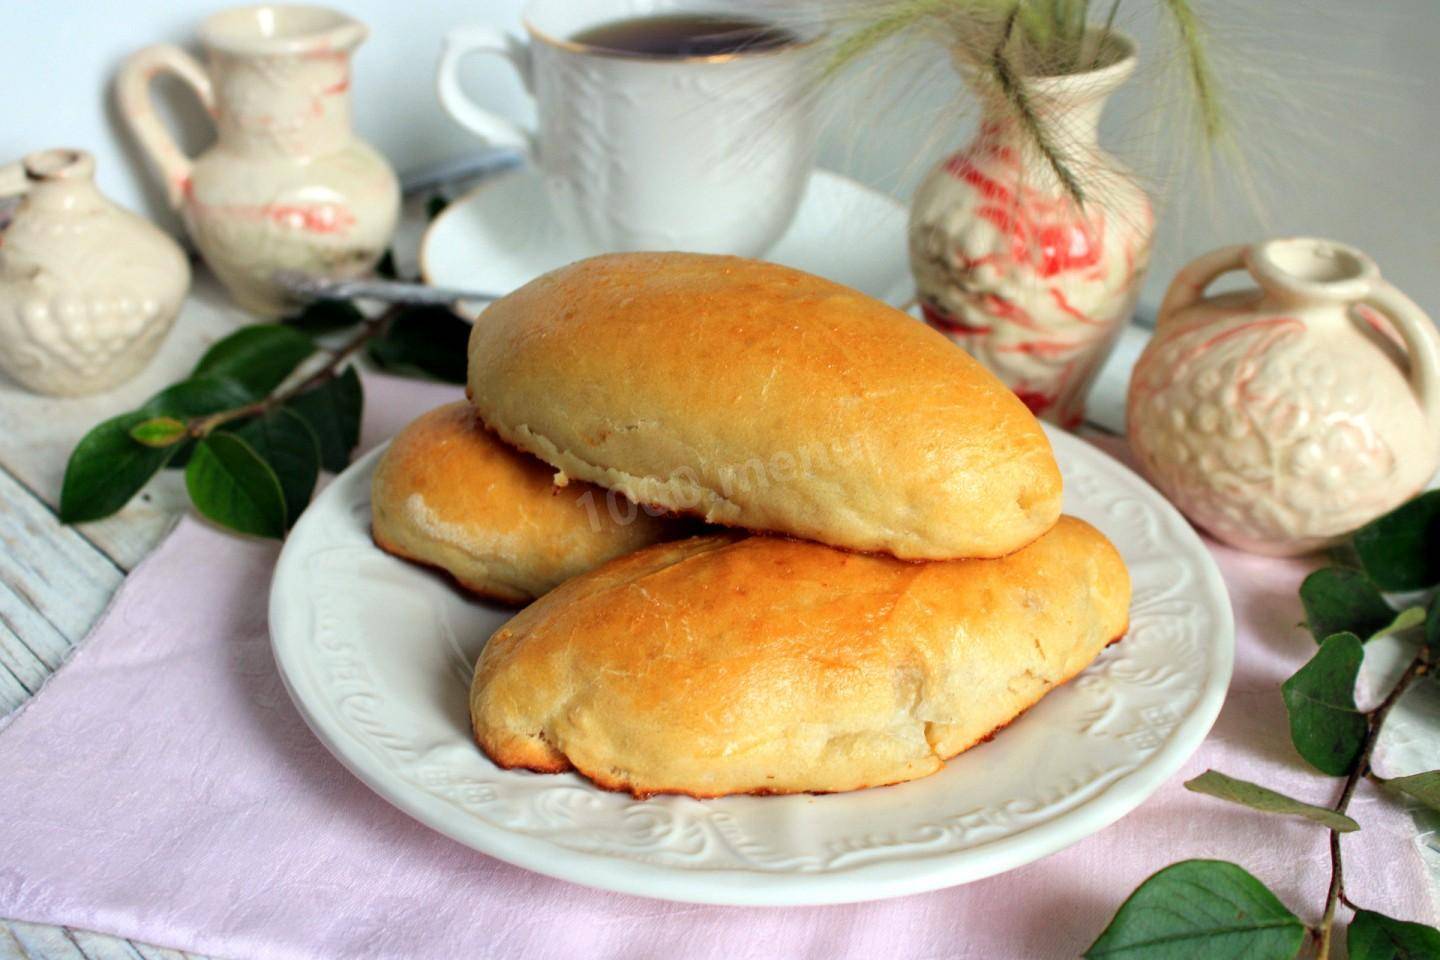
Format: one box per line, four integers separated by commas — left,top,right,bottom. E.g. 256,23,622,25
1155,244,1249,330
1363,280,1440,432
436,26,536,156
437,25,541,156
115,44,215,210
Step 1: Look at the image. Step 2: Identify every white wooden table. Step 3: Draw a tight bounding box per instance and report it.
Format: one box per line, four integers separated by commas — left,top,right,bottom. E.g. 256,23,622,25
1,271,1436,960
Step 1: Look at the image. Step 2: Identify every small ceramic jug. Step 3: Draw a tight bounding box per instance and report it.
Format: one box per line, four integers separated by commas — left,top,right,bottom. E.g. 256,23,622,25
0,149,190,396
1128,237,1440,556
911,32,1153,429
117,4,399,316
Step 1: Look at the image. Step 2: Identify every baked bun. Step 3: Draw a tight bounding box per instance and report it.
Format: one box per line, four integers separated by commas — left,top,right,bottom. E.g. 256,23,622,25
471,516,1130,797
372,401,686,604
466,252,1061,560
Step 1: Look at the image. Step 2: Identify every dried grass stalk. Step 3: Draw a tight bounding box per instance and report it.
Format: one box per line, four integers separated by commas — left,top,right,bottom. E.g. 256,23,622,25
815,0,1229,207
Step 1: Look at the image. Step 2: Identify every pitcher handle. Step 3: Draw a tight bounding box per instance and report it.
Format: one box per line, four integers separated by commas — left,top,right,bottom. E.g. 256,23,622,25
1155,245,1248,329
116,44,215,210
436,25,537,156
1364,280,1440,431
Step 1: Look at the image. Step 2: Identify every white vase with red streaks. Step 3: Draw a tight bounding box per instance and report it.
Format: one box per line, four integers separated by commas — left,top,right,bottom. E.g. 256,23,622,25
910,33,1152,429
1127,237,1440,556
117,5,399,316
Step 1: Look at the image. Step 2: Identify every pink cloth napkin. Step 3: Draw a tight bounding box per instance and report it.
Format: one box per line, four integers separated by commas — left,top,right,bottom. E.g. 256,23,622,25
0,372,1432,960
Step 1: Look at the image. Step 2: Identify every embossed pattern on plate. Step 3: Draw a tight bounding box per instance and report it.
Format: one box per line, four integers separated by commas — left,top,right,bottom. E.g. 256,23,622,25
269,427,1233,905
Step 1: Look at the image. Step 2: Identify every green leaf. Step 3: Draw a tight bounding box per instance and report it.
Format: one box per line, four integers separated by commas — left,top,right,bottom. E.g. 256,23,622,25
1084,859,1305,959
223,408,320,528
1281,632,1368,776
1384,771,1440,814
192,324,316,395
141,375,257,470
184,433,288,538
1372,606,1427,641
1348,908,1440,959
141,376,255,415
1353,491,1440,592
1183,769,1359,832
1300,567,1395,642
284,366,363,473
366,305,470,384
285,298,364,335
129,416,188,448
376,249,398,279
60,412,175,523
59,375,257,522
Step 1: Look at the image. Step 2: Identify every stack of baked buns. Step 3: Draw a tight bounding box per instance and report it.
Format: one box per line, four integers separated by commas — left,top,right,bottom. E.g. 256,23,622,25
371,252,1131,798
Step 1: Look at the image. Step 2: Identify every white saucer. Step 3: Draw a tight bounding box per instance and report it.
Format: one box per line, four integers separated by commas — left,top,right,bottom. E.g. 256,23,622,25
420,167,914,306
269,427,1234,906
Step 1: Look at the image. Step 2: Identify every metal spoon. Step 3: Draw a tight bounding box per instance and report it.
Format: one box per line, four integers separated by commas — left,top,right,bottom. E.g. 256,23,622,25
273,271,503,306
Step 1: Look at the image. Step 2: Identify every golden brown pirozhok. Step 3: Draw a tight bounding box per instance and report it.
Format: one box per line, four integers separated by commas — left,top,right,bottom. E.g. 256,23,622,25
467,252,1062,561
371,401,687,604
471,516,1130,798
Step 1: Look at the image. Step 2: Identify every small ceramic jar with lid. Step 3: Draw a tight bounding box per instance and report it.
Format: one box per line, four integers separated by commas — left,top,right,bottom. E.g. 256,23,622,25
0,149,190,396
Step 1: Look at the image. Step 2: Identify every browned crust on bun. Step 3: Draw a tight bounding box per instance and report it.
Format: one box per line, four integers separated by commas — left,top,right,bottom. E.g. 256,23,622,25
473,630,1127,799
370,401,689,603
470,517,1131,798
371,525,529,607
466,252,1062,561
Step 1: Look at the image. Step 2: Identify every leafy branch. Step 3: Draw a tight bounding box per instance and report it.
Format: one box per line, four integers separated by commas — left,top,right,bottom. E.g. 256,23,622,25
1087,491,1440,958
1316,644,1428,958
60,289,472,538
176,308,386,440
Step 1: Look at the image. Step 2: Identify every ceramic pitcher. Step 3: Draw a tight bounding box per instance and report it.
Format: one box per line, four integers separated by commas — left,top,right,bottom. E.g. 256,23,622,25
1127,237,1440,556
0,149,189,396
911,33,1153,429
117,4,399,316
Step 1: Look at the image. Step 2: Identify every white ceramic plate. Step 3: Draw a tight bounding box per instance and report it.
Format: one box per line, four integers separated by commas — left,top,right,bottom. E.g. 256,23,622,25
269,427,1233,906
419,167,915,307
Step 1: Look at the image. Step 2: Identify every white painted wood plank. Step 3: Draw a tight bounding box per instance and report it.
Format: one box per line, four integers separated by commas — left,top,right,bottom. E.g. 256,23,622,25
0,921,28,960
0,469,122,654
0,275,247,571
0,925,211,960
0,655,33,717
68,930,149,960
0,924,209,960
0,623,47,700
0,464,124,722
128,939,205,960
0,589,81,687
5,923,86,960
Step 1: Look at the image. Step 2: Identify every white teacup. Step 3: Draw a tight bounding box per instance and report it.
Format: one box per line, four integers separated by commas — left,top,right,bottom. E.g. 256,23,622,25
437,1,818,256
